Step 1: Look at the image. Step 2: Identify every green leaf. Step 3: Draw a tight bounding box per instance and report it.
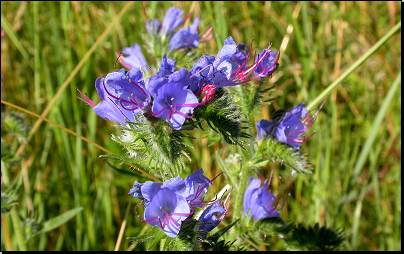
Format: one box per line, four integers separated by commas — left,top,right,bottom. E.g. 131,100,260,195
194,88,251,148
30,207,84,238
100,153,152,177
3,111,29,141
127,226,162,244
256,138,313,174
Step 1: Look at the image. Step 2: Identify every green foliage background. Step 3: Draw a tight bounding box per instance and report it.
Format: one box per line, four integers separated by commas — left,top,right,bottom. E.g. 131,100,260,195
1,1,401,251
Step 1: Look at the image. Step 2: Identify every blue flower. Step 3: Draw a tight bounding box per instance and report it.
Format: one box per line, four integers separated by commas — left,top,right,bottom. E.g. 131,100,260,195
255,119,277,141
144,54,177,97
138,176,192,238
152,82,199,130
273,103,309,150
143,188,191,238
128,183,144,200
256,102,324,150
161,7,184,37
198,201,226,237
189,36,279,91
243,174,287,222
129,170,227,238
146,18,161,36
79,68,150,125
168,18,200,52
120,43,148,72
184,169,212,208
254,49,279,78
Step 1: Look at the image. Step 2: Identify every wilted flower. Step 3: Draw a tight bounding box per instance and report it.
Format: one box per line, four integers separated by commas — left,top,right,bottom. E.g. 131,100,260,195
78,68,150,125
243,172,288,222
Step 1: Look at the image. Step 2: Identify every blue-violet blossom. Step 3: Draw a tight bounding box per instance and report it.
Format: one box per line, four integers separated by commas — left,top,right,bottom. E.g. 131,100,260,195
243,172,288,222
119,43,149,72
78,68,150,125
150,68,201,130
128,169,217,238
169,18,200,52
198,201,227,238
190,36,279,93
256,101,324,150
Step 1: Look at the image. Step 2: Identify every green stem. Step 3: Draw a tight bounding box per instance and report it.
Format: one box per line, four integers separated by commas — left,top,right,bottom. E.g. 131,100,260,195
307,20,401,111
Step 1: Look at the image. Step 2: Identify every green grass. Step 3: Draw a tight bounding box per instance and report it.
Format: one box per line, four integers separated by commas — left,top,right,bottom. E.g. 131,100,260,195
1,1,401,251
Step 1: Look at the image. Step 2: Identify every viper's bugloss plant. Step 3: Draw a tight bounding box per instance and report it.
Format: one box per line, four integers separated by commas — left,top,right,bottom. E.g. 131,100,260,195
72,4,347,250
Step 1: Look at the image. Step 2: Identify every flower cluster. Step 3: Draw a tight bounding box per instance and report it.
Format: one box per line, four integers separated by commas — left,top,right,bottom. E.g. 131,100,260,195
79,34,279,131
129,169,228,238
243,171,288,222
255,101,325,150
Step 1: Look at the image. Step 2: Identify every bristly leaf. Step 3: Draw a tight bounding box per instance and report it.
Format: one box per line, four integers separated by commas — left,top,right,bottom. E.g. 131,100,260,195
111,114,192,180
285,223,346,251
165,219,202,251
256,218,345,251
253,137,313,174
3,111,29,141
231,79,277,118
193,88,251,148
201,219,241,251
127,226,164,244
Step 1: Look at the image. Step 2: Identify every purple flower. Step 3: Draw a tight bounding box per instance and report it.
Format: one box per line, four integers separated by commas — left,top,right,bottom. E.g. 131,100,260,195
168,18,200,52
120,43,148,72
253,49,279,78
144,54,177,96
146,18,161,36
255,119,277,141
256,101,325,149
161,7,184,37
243,173,288,222
156,54,176,77
128,183,144,200
137,176,192,238
189,36,279,91
184,169,212,208
150,68,200,130
274,103,324,150
78,68,150,125
152,83,199,130
129,170,226,238
198,201,226,237
143,189,191,238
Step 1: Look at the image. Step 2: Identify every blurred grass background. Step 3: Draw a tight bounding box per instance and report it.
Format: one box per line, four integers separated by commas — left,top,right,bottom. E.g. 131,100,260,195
1,1,401,251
